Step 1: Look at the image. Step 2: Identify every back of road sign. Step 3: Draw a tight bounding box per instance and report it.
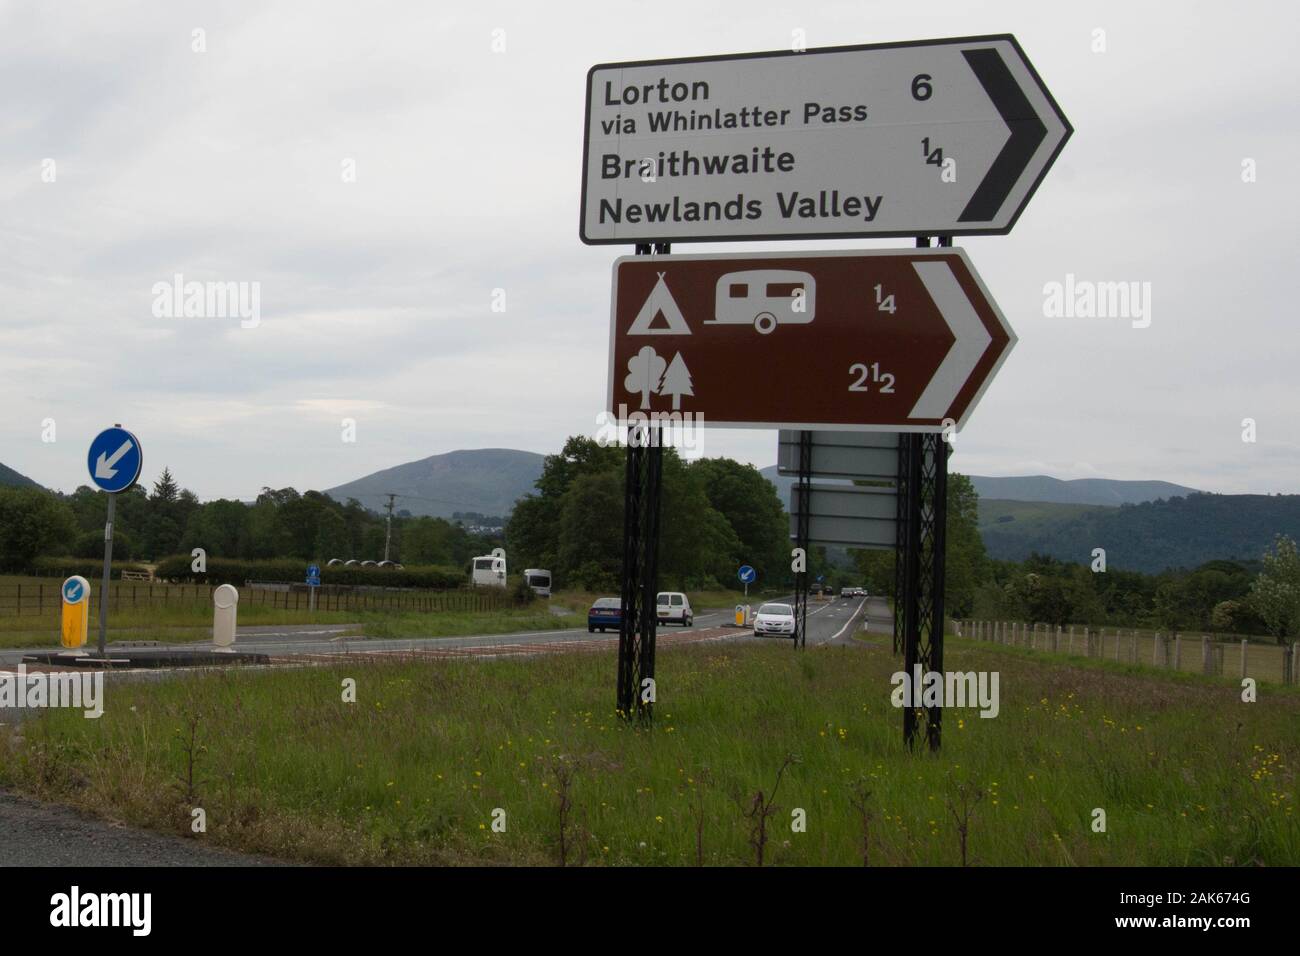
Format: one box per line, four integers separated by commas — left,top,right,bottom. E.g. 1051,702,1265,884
777,430,900,478
789,483,897,549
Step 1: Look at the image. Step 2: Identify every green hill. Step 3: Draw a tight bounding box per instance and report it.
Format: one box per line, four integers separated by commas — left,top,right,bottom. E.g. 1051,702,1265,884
0,462,41,489
969,475,1199,505
979,493,1300,572
324,448,545,518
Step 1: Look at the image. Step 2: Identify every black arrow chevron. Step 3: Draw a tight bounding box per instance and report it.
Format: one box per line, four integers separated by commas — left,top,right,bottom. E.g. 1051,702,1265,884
958,48,1047,222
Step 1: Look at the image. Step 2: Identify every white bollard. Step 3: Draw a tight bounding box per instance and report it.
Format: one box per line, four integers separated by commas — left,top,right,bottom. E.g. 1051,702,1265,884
213,584,239,652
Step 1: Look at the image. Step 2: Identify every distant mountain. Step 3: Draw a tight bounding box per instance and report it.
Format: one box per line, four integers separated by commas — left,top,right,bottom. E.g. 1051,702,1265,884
329,453,1287,573
0,462,41,489
968,475,1200,506
325,448,545,518
761,464,1291,573
980,492,1299,572
760,468,1196,511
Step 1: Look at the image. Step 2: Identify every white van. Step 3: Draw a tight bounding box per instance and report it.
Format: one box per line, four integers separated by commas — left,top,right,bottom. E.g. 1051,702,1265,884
471,554,507,588
656,591,694,627
523,568,552,598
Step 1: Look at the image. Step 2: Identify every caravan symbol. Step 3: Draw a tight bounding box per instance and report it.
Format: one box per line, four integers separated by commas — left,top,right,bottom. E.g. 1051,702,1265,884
708,270,815,334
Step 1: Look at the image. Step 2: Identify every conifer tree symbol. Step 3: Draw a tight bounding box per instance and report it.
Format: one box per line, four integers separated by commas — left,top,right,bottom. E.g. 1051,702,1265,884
659,352,694,409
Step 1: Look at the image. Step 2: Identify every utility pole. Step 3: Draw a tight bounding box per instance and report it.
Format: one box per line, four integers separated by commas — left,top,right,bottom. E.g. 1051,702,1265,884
383,493,396,562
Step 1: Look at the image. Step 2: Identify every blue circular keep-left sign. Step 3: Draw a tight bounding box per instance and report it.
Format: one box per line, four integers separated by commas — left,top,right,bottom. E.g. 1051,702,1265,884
87,427,143,494
62,575,89,604
738,565,756,584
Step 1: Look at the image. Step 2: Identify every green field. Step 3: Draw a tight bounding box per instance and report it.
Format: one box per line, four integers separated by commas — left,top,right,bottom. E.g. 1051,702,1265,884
3,634,1295,866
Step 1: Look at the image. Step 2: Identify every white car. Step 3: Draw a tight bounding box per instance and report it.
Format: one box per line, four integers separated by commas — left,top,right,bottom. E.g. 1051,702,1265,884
656,592,694,626
753,602,796,638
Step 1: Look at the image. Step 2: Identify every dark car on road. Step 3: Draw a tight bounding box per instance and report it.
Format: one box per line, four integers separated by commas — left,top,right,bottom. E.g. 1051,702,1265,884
588,597,623,633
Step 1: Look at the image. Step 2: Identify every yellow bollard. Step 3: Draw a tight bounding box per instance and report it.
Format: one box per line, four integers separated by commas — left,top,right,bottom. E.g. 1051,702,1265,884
60,575,91,653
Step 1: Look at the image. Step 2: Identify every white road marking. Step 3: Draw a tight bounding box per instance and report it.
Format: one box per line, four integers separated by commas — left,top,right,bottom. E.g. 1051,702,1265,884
824,598,869,644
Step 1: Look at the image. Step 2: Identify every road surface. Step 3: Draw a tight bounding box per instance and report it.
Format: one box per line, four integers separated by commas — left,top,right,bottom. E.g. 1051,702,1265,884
0,596,887,668
0,789,281,867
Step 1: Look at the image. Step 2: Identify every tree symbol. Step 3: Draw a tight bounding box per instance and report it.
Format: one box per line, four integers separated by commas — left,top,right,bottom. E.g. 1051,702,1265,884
660,352,694,409
624,346,667,409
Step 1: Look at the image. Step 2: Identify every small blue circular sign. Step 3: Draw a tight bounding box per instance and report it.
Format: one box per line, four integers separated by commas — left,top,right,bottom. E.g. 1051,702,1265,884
62,576,89,605
87,427,143,494
738,565,756,584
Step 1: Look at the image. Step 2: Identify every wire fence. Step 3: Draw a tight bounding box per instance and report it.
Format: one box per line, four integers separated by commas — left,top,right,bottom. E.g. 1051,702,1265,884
957,619,1297,686
0,581,510,619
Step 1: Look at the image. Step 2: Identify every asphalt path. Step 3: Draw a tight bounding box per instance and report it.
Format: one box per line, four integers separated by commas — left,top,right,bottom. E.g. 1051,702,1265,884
2,616,730,667
0,789,282,867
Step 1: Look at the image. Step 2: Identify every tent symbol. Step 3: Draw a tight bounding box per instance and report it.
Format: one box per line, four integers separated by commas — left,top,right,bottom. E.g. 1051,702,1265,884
628,272,691,335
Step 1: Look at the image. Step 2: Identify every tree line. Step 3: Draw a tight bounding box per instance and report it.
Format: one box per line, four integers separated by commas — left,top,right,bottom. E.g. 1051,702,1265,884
965,545,1298,642
0,468,498,573
3,443,1296,641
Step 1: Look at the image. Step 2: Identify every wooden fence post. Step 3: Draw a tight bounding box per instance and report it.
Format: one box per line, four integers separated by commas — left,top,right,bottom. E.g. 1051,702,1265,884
1173,634,1181,671
1240,639,1248,680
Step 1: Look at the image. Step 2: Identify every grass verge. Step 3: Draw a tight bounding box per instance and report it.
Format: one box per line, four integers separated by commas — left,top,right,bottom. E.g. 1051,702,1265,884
2,636,1296,866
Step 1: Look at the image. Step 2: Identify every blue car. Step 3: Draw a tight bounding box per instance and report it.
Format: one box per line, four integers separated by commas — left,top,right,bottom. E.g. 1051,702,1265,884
588,597,623,633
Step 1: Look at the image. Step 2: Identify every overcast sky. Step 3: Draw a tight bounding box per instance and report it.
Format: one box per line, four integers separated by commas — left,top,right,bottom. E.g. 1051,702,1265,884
2,0,1296,501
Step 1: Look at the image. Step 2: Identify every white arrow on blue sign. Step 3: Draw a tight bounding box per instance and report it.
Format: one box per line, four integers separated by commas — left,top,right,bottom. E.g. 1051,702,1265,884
307,565,321,586
738,565,756,584
62,577,88,604
87,427,143,494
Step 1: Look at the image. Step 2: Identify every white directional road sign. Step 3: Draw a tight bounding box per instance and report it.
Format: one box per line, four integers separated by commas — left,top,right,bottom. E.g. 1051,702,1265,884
778,431,900,479
789,483,897,550
582,35,1071,244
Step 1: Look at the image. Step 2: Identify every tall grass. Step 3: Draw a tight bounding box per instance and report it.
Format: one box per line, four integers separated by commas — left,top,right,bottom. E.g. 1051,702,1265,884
2,638,1295,866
